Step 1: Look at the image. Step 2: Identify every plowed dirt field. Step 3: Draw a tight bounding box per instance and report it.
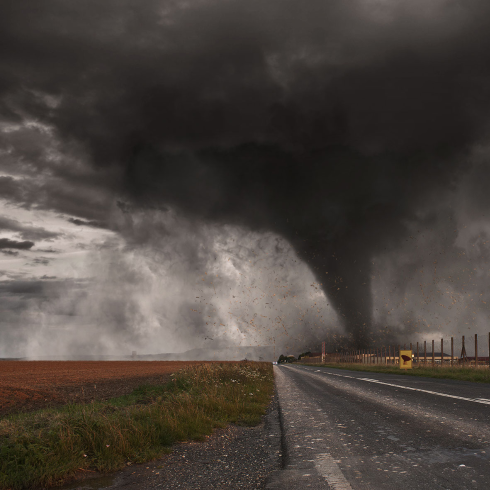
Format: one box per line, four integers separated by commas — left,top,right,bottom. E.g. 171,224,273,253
0,361,212,418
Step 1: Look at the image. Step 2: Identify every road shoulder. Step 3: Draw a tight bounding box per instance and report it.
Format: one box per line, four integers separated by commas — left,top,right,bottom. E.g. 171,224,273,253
60,392,282,490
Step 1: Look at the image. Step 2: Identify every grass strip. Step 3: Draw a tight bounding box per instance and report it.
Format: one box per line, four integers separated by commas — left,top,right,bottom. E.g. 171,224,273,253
302,362,490,383
0,361,274,490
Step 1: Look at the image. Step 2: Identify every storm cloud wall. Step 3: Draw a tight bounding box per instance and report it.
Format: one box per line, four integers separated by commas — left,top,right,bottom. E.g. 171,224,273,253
2,0,490,352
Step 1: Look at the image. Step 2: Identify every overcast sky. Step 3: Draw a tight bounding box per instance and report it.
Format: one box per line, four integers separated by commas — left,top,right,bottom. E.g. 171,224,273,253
1,0,490,358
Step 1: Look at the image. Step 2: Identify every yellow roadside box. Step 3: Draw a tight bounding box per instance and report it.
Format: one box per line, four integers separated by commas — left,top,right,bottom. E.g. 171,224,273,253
399,350,413,370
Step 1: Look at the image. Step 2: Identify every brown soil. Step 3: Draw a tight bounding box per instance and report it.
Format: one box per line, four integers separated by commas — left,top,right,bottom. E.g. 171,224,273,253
0,361,216,418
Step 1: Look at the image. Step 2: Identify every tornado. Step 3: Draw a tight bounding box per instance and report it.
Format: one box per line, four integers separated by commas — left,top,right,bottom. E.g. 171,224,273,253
125,145,466,347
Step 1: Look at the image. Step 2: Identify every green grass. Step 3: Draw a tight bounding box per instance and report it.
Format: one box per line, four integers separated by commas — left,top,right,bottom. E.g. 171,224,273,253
0,362,274,490
303,362,490,383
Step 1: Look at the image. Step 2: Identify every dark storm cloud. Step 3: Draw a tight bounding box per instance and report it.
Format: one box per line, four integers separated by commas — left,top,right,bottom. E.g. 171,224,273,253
0,278,87,302
35,248,60,254
3,0,490,161
2,250,18,256
31,257,50,266
0,121,120,222
68,217,105,228
0,280,44,296
2,0,490,346
0,171,114,223
0,238,34,250
0,216,61,241
0,177,25,203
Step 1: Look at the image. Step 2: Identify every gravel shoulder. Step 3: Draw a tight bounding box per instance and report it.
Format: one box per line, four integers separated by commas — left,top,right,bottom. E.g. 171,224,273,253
58,392,283,490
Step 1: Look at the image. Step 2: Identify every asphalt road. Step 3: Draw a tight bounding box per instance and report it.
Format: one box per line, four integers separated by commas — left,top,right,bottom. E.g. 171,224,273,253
267,364,490,490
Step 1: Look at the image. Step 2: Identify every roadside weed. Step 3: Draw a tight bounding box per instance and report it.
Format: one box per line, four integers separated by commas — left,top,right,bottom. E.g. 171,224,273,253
0,362,273,490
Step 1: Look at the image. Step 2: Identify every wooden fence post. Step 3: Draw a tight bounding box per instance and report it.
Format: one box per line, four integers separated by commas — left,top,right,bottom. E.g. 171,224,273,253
451,337,454,367
346,333,489,369
462,335,466,367
475,334,478,368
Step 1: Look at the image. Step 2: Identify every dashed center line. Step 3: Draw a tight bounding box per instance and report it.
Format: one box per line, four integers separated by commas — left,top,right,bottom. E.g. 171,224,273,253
315,453,353,490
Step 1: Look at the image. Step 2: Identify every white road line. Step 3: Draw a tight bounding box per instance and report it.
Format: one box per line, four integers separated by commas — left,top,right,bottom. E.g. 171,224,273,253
315,453,353,490
474,398,490,405
356,377,490,405
318,370,490,405
297,365,490,405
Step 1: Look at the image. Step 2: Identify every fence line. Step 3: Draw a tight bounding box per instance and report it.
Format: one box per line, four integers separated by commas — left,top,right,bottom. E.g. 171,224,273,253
300,333,490,367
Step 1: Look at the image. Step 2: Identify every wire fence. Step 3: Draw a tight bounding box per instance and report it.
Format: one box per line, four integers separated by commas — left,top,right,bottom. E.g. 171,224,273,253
300,333,490,367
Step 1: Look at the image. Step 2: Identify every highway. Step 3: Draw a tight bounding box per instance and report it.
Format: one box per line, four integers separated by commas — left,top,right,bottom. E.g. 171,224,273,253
267,365,490,489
